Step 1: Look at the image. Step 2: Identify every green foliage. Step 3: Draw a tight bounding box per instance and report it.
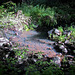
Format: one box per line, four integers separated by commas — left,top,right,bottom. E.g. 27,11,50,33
16,3,32,16
68,26,75,42
13,48,29,59
16,4,57,29
0,0,74,30
35,60,50,66
24,24,30,31
69,65,75,75
0,57,18,75
0,2,16,26
68,26,75,36
42,66,64,75
58,35,66,42
0,47,29,75
53,4,75,25
16,2,75,29
3,1,16,12
25,65,40,75
58,26,63,33
25,61,64,75
29,23,37,29
24,0,46,5
49,33,66,42
30,5,57,27
49,26,75,43
0,5,7,18
62,57,68,63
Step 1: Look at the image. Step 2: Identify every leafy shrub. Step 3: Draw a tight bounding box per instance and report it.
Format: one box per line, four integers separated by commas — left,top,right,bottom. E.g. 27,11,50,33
25,65,40,75
69,65,75,75
0,47,29,75
3,1,16,12
30,5,57,28
17,4,57,30
25,61,64,75
68,26,75,42
53,4,75,26
49,25,75,43
0,57,19,75
16,2,75,30
58,35,66,42
13,47,29,59
42,66,64,75
16,3,32,16
23,24,30,31
0,5,7,18
58,26,63,33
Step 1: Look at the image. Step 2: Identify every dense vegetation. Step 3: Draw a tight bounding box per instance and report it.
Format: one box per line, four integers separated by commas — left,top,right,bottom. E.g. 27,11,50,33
0,0,75,75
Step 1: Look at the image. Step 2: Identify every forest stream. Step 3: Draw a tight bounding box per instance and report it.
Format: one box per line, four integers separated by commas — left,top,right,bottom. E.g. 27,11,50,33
3,28,58,57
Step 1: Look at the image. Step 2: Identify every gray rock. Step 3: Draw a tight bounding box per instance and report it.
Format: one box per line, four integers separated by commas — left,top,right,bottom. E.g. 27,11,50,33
63,30,72,36
59,45,65,49
0,36,14,60
59,45,68,53
69,61,75,66
65,55,74,58
34,54,43,59
27,58,37,64
18,57,23,64
52,56,61,67
5,54,9,58
65,40,70,44
0,37,9,46
48,29,53,35
54,29,61,35
48,29,61,39
58,41,62,44
62,48,68,53
65,55,74,61
32,58,37,63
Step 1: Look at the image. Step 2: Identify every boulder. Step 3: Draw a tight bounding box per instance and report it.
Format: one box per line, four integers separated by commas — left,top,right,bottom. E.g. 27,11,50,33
54,29,61,36
59,45,68,54
59,45,65,49
0,37,9,46
63,30,72,36
0,37,15,60
51,56,61,67
65,55,74,60
69,61,75,66
48,28,61,40
18,57,23,64
48,28,61,36
62,48,68,54
54,44,68,53
27,58,37,64
34,53,43,59
65,40,70,44
48,29,53,35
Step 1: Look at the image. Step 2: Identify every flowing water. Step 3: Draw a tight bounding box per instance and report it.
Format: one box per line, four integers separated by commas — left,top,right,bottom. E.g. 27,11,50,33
3,29,59,57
